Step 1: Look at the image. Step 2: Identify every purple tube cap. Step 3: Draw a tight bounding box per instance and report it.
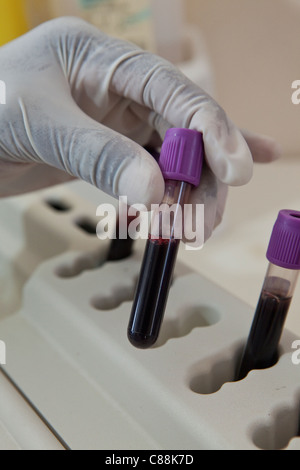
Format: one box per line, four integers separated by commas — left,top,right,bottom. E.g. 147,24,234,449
266,209,300,270
159,128,204,187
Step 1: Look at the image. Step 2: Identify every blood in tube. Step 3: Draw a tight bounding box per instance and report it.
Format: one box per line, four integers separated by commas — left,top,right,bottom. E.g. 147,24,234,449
127,128,204,349
128,236,180,348
237,209,300,380
237,287,292,380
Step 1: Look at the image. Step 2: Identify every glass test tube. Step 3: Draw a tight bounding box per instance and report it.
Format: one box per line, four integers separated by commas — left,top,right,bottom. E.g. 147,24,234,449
237,209,300,380
128,128,204,349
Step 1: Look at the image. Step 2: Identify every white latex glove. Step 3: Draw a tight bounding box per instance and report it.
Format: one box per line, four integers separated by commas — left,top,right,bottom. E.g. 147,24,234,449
0,17,281,241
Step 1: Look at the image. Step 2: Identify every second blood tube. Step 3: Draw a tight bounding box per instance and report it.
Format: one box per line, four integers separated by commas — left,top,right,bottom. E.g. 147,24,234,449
237,209,300,380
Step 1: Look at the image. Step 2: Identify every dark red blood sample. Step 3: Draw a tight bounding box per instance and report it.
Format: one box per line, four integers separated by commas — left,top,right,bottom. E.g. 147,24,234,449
128,236,180,349
237,290,292,380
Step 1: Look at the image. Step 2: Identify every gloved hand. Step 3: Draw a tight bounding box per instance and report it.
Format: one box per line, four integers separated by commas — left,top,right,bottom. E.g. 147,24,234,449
0,17,280,241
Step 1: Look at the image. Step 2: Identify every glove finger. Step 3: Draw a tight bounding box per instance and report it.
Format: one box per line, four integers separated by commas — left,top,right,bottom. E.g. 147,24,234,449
110,51,253,186
17,97,165,208
129,102,171,142
240,128,282,163
43,19,253,188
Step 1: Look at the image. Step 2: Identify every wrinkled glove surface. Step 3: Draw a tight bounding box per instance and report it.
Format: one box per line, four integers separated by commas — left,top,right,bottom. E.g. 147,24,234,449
0,17,280,241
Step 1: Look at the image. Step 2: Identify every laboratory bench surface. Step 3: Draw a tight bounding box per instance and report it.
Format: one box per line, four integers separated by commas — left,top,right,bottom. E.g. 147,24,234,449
0,153,299,450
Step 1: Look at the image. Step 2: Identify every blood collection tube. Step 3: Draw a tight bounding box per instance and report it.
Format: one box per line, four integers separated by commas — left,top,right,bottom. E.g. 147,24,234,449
128,128,204,349
237,209,300,380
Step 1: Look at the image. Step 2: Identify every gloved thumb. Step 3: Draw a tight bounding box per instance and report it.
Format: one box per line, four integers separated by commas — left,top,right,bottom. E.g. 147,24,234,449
25,99,165,208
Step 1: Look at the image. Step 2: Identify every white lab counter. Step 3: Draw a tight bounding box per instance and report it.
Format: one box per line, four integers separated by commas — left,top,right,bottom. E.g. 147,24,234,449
0,153,299,450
